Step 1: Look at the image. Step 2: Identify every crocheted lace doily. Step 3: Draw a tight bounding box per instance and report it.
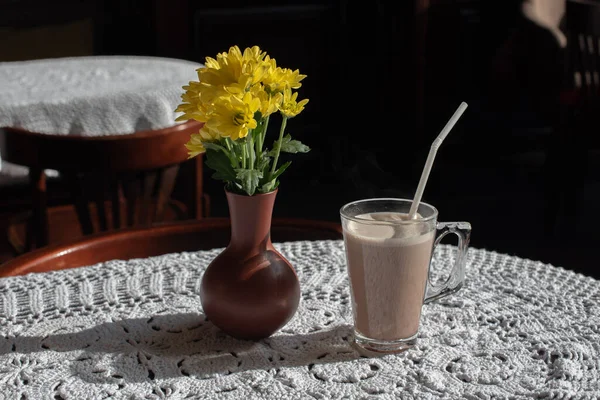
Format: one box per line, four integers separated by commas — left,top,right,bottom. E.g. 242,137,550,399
0,241,597,399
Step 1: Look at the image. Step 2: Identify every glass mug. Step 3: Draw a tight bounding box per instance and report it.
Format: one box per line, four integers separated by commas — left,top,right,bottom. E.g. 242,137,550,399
340,198,471,354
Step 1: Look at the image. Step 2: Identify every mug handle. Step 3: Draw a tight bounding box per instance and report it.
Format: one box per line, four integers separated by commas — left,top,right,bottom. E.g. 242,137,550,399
424,222,472,304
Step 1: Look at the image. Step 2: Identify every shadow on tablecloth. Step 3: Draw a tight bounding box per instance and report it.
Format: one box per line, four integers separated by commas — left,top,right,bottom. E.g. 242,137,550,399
0,313,373,383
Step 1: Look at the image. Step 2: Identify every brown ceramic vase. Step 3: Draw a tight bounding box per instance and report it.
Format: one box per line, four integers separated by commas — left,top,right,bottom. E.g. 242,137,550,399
199,189,300,340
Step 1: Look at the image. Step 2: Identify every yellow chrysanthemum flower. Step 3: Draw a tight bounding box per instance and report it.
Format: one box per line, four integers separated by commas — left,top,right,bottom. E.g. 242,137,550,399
261,59,285,93
176,80,224,122
201,46,243,87
175,81,203,122
184,126,221,157
279,68,306,90
177,45,305,127
199,45,267,94
250,85,283,117
262,57,307,93
207,92,261,140
185,135,205,158
241,46,268,84
279,88,309,118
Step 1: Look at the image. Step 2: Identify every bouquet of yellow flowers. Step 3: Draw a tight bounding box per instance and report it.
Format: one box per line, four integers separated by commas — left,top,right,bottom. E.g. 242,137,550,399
176,45,310,196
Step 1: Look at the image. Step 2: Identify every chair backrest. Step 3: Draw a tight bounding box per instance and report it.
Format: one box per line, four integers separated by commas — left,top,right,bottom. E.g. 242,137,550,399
0,120,204,249
0,218,344,277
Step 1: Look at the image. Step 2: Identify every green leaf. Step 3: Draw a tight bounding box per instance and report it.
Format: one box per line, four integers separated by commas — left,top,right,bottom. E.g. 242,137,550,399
283,139,310,153
205,148,237,182
257,153,271,174
202,142,228,153
268,134,310,156
260,161,291,193
257,155,272,189
203,141,239,168
235,168,263,196
268,135,289,156
272,161,291,181
226,181,245,195
260,180,279,193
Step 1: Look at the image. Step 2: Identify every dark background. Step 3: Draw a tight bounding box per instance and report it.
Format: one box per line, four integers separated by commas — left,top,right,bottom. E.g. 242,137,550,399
0,0,598,278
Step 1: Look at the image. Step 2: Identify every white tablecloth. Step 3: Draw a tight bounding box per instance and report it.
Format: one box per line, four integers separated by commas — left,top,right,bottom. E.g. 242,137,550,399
0,241,598,399
0,56,202,182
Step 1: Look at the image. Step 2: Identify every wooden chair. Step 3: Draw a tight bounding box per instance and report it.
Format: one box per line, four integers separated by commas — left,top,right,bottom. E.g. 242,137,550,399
0,218,343,277
0,120,207,252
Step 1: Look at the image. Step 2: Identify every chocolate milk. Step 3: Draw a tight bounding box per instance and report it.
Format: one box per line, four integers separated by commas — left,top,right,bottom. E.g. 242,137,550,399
344,212,435,341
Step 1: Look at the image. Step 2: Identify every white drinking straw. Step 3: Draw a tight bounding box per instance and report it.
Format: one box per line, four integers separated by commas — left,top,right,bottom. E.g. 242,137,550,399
408,102,468,219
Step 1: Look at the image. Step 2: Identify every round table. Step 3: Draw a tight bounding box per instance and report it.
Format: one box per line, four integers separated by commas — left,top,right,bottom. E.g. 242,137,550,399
0,55,202,182
0,241,598,399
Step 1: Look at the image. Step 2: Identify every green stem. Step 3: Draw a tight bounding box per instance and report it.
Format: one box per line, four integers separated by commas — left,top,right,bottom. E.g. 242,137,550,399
241,141,247,169
254,127,261,164
224,138,233,152
223,138,239,168
260,115,270,156
270,116,288,176
248,133,255,170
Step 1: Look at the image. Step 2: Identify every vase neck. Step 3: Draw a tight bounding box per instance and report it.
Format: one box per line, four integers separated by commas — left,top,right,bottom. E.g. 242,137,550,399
226,190,277,251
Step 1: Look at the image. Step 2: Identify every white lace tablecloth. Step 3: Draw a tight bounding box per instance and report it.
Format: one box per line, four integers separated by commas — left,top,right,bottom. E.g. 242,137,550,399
0,55,202,182
0,241,598,399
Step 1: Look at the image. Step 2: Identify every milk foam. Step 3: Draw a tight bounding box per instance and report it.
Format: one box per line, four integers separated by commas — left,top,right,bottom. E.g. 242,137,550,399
347,212,435,246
